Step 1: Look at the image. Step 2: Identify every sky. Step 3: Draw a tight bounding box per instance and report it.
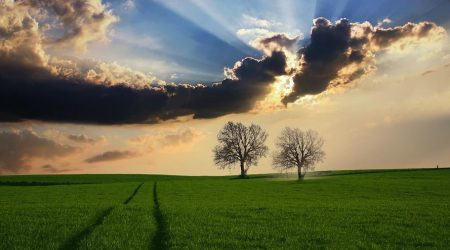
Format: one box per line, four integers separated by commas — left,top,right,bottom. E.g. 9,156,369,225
0,0,450,175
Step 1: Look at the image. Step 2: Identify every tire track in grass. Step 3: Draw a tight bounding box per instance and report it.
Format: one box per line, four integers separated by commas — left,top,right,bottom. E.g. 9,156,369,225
124,182,144,204
151,182,168,250
59,182,144,250
59,207,114,250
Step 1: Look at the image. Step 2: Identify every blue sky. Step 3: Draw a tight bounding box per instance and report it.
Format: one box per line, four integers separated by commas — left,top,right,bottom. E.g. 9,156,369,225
83,0,450,83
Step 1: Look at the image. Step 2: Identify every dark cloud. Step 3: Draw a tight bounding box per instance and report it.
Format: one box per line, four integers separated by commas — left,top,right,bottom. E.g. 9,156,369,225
0,51,287,123
85,150,138,163
283,18,355,103
252,33,299,54
0,130,77,174
282,18,445,104
168,51,287,118
370,22,438,48
0,2,289,125
0,75,168,124
0,4,445,124
260,34,298,48
0,1,165,124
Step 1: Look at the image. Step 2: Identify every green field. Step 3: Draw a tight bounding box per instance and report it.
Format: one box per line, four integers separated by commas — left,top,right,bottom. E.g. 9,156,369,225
1,168,449,249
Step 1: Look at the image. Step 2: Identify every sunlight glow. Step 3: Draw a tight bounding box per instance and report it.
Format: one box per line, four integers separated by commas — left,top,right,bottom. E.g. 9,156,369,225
253,75,294,112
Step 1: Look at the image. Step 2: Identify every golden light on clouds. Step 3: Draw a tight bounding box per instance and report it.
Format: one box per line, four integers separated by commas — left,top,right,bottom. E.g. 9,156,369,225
251,75,294,113
1,1,449,175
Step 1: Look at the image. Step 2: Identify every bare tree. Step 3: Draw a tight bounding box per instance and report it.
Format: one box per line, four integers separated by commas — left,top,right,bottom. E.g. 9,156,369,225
273,127,325,180
213,121,268,178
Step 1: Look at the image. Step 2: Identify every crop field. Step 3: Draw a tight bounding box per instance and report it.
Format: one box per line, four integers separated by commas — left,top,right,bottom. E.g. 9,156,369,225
1,168,449,249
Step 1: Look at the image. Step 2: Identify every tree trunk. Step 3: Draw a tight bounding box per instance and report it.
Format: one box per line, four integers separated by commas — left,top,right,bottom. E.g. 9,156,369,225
297,166,303,181
240,161,247,178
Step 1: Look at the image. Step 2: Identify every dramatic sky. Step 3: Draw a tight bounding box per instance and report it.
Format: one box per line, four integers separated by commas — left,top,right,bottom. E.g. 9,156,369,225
1,0,450,175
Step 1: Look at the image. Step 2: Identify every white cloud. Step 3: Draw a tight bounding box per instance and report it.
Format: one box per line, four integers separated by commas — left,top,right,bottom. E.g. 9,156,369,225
242,14,279,28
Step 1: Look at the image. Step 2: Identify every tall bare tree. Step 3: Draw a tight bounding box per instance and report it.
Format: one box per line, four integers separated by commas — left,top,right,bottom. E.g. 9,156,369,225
273,127,325,180
213,121,268,177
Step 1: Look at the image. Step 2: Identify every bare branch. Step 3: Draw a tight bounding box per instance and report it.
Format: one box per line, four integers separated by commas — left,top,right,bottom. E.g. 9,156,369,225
272,127,325,180
213,121,268,176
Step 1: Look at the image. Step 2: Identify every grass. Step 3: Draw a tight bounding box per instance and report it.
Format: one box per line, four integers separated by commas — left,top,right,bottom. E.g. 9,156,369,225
0,168,449,249
79,183,157,250
0,183,137,249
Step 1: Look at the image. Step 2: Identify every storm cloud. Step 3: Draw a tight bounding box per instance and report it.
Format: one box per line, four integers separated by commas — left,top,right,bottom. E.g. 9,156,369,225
282,18,446,103
0,1,446,124
166,51,287,119
0,76,169,124
0,51,287,124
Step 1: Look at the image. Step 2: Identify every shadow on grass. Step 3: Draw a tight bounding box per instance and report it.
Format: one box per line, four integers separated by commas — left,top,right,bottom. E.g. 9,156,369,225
59,207,114,250
123,182,144,205
229,174,280,180
151,182,169,250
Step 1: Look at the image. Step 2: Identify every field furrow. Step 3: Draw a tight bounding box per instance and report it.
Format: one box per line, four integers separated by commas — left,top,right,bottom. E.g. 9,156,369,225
151,182,169,250
79,182,157,250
